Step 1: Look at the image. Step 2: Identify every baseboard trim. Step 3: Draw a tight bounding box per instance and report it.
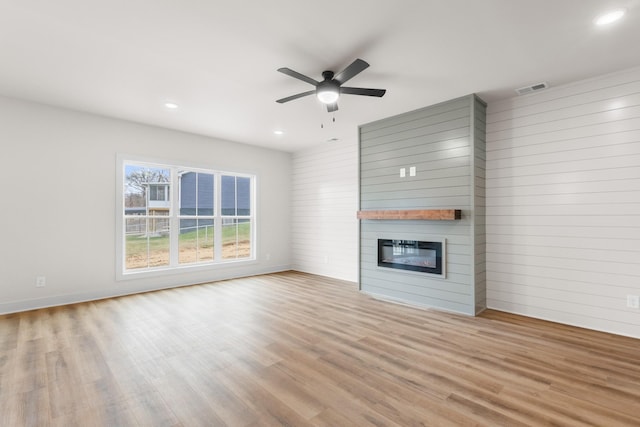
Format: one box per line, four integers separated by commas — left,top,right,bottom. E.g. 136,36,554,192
0,265,290,315
361,290,474,317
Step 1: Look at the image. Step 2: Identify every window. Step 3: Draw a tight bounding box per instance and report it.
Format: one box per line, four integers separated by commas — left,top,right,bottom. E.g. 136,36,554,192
119,160,255,275
149,184,170,201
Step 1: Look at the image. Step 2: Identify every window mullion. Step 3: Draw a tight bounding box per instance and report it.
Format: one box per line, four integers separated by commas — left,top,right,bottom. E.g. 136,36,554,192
170,167,179,266
214,174,222,261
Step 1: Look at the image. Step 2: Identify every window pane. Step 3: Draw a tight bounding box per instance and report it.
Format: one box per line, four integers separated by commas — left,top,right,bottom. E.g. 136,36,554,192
180,171,214,216
221,175,236,216
125,217,170,270
197,173,214,215
125,218,148,269
179,171,197,216
124,165,170,215
237,177,251,215
179,219,214,264
222,219,251,260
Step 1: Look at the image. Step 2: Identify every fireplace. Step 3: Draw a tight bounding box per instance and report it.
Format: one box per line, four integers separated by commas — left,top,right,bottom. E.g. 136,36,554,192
378,239,444,276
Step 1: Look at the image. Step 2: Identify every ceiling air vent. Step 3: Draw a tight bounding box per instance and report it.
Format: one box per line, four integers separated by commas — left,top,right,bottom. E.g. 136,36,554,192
515,82,549,95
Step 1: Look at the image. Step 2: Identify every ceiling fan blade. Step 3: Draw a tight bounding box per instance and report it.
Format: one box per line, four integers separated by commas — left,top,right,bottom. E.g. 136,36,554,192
327,102,339,113
277,68,319,86
341,87,386,97
334,59,369,84
276,90,315,104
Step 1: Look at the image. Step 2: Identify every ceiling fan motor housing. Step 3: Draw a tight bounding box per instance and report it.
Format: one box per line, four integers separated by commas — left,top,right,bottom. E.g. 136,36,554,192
322,70,335,80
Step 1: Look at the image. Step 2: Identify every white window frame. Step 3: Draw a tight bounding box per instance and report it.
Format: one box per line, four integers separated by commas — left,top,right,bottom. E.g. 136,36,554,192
116,155,256,280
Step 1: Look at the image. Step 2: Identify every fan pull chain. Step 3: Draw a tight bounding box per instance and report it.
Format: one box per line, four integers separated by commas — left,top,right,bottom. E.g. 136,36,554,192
320,114,336,129
320,115,336,129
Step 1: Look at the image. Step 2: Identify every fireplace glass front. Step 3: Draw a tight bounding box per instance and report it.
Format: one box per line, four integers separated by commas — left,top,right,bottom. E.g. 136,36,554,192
377,239,443,275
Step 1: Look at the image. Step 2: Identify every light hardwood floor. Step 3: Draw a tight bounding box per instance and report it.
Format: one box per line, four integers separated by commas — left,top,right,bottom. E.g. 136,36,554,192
1,271,639,426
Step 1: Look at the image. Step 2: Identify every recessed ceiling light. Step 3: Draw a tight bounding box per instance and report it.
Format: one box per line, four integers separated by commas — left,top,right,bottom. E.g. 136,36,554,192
164,102,179,109
273,130,284,135
594,8,626,26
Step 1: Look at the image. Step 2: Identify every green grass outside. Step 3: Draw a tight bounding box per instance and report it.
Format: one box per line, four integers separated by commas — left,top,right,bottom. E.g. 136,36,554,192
125,222,250,258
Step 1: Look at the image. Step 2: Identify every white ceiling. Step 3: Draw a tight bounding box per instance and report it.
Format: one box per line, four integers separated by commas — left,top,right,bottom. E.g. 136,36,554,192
1,0,640,152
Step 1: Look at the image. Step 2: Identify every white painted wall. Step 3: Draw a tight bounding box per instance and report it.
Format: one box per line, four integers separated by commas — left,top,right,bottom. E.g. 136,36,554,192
291,138,359,282
0,96,291,313
486,66,640,339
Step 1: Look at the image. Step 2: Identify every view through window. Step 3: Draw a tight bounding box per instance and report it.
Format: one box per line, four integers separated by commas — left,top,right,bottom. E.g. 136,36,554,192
122,161,254,273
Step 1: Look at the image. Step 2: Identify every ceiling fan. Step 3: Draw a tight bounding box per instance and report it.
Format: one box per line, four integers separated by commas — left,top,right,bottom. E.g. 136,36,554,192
276,58,386,112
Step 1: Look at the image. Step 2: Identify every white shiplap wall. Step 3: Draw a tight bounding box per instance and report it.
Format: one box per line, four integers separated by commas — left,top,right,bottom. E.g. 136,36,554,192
291,140,359,282
486,66,640,339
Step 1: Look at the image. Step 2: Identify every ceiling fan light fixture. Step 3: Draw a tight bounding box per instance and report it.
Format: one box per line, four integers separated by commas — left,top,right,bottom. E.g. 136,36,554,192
316,86,339,104
594,8,626,26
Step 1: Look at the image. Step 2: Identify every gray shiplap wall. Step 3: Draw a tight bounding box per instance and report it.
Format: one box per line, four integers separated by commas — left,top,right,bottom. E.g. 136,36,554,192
486,66,640,338
359,94,486,315
473,99,488,313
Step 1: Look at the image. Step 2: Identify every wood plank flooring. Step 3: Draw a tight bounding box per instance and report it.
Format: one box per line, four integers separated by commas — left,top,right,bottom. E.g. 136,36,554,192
1,271,639,426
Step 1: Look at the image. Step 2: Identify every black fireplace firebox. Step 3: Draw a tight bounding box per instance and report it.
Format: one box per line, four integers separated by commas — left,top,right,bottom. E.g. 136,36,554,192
378,239,444,276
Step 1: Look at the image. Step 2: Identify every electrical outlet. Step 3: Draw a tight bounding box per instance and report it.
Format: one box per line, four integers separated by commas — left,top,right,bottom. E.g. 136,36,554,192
36,276,46,287
627,295,639,309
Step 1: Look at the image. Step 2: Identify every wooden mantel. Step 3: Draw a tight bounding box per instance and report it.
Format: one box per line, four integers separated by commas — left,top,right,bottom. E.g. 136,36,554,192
357,209,462,220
